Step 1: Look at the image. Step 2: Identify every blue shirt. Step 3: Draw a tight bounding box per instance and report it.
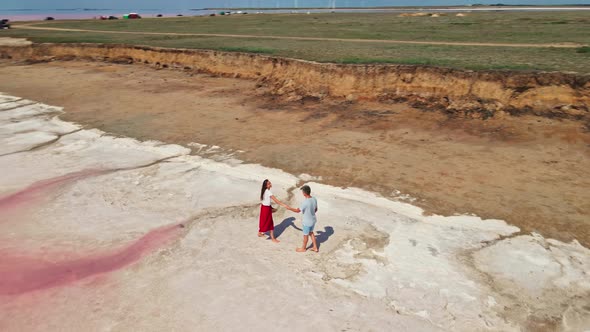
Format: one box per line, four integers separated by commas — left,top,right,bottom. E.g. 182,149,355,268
300,197,318,227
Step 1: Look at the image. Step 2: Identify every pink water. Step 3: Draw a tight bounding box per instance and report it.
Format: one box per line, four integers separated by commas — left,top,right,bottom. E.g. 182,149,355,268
0,223,185,295
0,170,186,295
0,169,107,213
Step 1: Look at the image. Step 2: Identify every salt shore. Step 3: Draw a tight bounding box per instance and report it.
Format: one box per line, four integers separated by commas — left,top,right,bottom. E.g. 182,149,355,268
0,93,588,331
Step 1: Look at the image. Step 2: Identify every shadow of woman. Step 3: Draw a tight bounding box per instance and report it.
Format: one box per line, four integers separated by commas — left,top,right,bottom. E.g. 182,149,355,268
273,217,301,238
315,226,334,249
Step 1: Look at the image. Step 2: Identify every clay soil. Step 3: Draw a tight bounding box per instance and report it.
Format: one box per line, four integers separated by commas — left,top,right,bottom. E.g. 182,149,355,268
1,60,589,247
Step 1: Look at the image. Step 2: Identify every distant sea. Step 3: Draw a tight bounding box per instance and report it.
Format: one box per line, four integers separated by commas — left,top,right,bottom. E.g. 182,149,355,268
1,6,588,22
0,9,210,21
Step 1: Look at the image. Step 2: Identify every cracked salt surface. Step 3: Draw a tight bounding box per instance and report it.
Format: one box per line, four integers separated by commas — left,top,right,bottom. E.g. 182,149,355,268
0,93,588,331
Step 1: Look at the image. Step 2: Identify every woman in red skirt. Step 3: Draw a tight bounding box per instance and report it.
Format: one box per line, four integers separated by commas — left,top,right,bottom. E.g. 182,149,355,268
259,179,288,243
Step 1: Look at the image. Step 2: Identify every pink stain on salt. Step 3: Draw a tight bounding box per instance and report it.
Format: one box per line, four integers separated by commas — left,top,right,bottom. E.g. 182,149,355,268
0,224,185,296
0,169,107,213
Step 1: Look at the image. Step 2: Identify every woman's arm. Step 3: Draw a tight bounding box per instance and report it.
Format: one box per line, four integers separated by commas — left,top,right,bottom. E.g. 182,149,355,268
271,195,288,207
272,196,300,212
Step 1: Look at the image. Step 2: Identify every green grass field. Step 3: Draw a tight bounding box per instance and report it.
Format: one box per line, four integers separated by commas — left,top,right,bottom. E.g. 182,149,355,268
4,11,590,73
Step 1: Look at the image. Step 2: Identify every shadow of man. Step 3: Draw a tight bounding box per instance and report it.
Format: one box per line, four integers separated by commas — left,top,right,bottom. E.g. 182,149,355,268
315,226,334,249
273,217,301,238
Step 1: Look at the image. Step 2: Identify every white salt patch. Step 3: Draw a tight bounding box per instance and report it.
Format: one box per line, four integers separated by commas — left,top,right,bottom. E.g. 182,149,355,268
0,99,33,110
0,115,81,155
0,116,80,135
0,127,190,192
487,296,497,307
187,142,207,153
205,145,220,153
0,94,22,103
1,92,589,331
475,233,590,296
415,310,430,319
0,131,58,155
170,155,298,199
298,173,323,181
0,103,62,120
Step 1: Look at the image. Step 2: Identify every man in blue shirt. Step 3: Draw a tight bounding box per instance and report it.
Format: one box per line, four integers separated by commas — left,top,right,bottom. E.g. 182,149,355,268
286,185,319,253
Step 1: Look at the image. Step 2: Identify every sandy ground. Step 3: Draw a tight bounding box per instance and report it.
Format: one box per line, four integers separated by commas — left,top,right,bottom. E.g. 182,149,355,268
0,61,588,249
1,93,589,331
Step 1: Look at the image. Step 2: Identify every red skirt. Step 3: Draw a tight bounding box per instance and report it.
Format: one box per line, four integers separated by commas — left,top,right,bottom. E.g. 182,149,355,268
259,205,274,232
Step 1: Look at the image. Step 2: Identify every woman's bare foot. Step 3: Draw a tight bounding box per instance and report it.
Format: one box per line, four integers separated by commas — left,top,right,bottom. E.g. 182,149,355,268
272,238,280,243
311,248,319,252
258,232,265,237
296,247,307,252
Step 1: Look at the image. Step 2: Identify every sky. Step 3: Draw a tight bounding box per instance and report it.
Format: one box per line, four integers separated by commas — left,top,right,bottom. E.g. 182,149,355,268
1,0,589,9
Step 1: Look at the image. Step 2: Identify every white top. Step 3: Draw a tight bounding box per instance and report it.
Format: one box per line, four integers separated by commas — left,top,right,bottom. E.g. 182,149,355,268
262,189,273,206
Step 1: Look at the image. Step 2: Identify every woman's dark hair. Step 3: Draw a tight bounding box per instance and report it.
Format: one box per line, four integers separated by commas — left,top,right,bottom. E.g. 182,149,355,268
260,179,269,201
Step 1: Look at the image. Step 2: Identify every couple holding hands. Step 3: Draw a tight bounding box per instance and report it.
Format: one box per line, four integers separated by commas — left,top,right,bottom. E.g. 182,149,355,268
258,179,319,252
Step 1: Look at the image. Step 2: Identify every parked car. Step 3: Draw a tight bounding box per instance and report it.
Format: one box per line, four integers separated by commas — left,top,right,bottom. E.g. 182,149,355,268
123,13,141,19
108,16,118,20
0,19,10,29
45,17,55,21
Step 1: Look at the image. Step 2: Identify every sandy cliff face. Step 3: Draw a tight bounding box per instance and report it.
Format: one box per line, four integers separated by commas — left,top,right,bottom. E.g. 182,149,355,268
1,42,588,121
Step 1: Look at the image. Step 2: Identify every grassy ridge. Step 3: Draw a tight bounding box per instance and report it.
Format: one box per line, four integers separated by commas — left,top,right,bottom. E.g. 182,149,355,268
22,12,590,44
3,12,590,73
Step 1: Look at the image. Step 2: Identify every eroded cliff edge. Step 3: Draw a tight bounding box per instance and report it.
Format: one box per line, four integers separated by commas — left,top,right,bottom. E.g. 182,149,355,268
2,42,588,122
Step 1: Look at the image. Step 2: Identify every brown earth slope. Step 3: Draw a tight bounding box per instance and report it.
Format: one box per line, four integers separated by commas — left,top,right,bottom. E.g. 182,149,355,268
1,42,589,123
